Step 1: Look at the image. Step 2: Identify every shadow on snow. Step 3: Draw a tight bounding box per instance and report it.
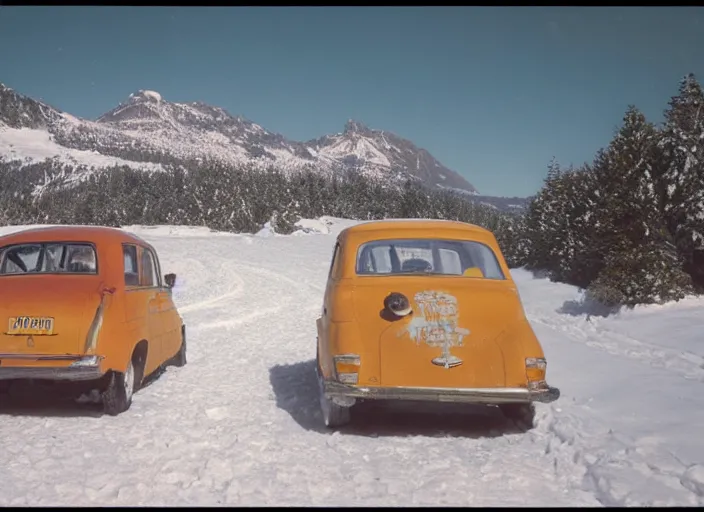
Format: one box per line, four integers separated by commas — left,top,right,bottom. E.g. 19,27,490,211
0,366,168,418
269,359,527,439
557,297,621,319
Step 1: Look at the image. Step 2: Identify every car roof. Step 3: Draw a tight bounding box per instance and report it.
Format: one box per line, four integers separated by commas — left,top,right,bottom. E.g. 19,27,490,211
339,219,493,238
0,225,152,248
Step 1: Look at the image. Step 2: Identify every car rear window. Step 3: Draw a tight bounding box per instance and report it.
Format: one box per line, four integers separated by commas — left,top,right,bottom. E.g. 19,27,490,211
0,243,98,275
356,238,505,279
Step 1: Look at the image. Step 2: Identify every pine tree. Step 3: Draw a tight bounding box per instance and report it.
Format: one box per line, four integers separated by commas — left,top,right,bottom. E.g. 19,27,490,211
586,106,693,306
552,165,600,288
657,73,704,288
523,158,568,275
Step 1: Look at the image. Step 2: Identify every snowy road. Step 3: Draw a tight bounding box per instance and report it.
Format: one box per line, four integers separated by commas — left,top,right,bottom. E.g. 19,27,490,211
1,219,704,506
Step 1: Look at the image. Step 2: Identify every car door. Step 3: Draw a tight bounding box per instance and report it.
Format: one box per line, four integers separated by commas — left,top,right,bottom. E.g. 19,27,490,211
122,243,163,375
317,240,342,376
137,246,168,366
148,247,180,360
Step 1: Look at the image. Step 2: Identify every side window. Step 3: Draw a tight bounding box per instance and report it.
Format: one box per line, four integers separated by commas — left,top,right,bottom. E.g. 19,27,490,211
123,245,139,287
466,243,505,280
151,250,163,286
328,242,341,279
140,248,160,288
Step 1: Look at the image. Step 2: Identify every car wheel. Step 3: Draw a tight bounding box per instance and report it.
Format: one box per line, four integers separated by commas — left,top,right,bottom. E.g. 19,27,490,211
319,378,352,428
316,344,352,428
102,354,142,416
499,402,536,430
172,325,187,368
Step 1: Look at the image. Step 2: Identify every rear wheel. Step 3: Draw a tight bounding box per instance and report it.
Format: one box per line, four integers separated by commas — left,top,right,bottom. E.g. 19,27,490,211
318,376,352,428
102,352,143,416
499,402,536,430
316,343,352,428
172,325,187,368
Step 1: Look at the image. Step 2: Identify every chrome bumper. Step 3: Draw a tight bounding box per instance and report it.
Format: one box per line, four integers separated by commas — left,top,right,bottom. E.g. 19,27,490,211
323,381,560,404
0,354,104,381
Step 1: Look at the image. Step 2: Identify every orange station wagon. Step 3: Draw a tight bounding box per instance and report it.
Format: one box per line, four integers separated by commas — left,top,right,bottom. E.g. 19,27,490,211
316,219,560,429
0,225,186,415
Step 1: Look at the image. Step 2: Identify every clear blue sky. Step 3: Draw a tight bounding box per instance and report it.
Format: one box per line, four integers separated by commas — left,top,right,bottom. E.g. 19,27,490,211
1,6,703,197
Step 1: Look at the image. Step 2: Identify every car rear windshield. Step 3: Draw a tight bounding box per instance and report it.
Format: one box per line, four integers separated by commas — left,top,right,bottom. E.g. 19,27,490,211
0,242,98,275
356,238,505,279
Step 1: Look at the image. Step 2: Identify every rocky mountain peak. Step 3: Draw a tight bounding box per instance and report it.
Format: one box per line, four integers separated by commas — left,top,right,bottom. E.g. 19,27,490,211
343,119,371,135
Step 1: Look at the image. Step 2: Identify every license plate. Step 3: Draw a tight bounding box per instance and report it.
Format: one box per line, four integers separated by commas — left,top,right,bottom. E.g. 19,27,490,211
7,316,55,336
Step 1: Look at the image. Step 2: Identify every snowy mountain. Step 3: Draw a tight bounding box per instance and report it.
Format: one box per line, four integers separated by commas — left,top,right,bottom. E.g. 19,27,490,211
0,83,479,194
307,119,476,193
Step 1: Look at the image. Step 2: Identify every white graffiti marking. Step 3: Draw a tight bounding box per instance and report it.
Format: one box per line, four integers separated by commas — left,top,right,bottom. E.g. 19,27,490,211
405,290,470,368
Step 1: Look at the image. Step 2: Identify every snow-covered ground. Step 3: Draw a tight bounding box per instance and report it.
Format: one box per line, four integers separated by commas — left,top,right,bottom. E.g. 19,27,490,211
1,217,704,507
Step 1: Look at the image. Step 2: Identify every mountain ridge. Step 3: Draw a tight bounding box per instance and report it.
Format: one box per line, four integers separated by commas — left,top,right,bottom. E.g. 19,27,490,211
0,82,479,195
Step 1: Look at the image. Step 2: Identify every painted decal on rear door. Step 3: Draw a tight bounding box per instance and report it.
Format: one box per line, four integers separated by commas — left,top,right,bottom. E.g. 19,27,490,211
405,290,470,369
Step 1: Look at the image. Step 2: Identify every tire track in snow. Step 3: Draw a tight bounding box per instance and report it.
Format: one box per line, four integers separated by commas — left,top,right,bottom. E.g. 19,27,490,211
523,311,704,506
523,402,704,507
177,270,245,314
168,256,245,314
527,311,704,382
182,260,321,331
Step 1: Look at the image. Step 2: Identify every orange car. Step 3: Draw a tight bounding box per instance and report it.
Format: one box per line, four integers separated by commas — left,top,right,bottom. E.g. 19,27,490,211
316,219,560,428
0,225,186,415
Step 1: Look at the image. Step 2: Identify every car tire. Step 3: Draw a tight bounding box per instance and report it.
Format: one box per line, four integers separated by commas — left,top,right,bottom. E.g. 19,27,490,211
321,392,352,428
318,374,352,428
172,325,187,368
102,352,142,416
316,343,352,428
499,402,536,430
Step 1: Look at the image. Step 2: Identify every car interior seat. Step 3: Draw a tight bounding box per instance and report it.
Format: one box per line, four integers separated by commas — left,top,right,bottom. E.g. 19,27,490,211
401,258,432,273
463,266,484,278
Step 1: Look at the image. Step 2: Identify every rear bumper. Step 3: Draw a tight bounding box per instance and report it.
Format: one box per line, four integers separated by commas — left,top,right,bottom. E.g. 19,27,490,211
323,381,560,404
0,354,104,382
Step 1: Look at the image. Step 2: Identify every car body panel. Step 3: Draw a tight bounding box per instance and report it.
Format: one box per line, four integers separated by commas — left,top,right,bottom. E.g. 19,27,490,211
0,225,183,384
316,219,558,405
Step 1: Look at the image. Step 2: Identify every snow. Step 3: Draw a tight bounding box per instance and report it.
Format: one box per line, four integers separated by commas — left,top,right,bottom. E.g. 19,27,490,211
291,217,333,235
60,112,79,123
129,90,162,102
254,221,277,238
316,133,392,168
1,218,704,506
0,125,161,173
122,225,239,238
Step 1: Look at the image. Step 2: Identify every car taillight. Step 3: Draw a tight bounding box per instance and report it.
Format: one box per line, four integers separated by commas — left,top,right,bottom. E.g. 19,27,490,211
384,292,413,317
334,354,360,385
525,357,547,385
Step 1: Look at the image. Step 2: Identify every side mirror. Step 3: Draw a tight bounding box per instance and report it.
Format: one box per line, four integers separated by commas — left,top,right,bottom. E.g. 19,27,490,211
164,273,177,288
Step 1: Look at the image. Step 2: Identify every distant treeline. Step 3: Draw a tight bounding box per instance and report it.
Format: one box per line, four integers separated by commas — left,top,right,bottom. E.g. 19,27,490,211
0,159,526,268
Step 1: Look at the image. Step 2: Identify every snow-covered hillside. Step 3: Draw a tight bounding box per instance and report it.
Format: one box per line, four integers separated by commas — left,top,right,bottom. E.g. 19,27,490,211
0,84,478,194
1,218,703,507
0,125,164,173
